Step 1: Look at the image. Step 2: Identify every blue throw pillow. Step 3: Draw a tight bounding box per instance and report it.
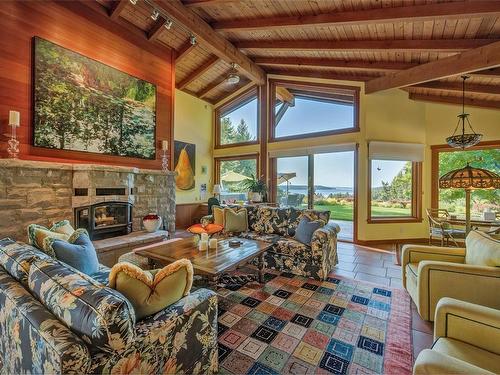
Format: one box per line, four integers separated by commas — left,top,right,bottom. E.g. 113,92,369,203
294,216,323,245
50,231,99,275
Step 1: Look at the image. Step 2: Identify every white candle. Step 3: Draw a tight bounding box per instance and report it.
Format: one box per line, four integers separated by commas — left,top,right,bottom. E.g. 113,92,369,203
199,240,208,251
161,140,168,150
209,238,217,249
9,111,20,127
200,233,209,242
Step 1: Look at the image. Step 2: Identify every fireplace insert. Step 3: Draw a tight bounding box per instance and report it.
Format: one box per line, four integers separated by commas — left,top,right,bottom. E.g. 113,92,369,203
74,202,132,240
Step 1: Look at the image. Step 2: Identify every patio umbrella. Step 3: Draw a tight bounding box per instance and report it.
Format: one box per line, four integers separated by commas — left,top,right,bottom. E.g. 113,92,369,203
221,171,250,182
439,163,500,234
277,172,296,204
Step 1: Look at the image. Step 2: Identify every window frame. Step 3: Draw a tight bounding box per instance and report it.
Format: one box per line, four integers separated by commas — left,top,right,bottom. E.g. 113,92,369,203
367,159,422,223
214,153,260,186
268,79,360,142
431,140,500,210
215,87,260,149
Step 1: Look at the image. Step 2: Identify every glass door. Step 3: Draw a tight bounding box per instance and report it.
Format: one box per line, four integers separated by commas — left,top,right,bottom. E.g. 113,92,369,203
276,156,309,208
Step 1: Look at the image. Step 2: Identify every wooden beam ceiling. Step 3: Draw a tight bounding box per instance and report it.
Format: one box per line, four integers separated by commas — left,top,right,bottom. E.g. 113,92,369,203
183,0,236,8
267,70,378,82
175,40,197,64
276,86,295,105
470,67,500,78
365,40,500,93
213,1,500,32
197,74,229,98
108,0,128,20
235,39,495,52
151,0,266,84
408,92,500,109
147,17,167,41
254,57,418,71
413,81,500,95
177,55,220,89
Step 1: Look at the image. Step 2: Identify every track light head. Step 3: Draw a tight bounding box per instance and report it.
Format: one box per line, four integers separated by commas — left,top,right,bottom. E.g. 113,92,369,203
151,9,160,21
164,18,173,30
190,35,197,45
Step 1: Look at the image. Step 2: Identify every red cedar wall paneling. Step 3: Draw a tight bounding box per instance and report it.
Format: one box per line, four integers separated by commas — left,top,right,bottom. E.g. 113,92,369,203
0,1,174,169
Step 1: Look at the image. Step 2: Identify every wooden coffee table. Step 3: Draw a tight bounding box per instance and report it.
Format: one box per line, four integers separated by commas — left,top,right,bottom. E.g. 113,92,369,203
134,237,272,284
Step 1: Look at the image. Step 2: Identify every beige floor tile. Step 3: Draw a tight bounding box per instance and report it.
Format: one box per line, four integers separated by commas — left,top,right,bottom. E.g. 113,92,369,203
354,272,390,286
386,267,403,278
331,268,356,278
390,277,403,288
354,264,387,277
336,262,357,272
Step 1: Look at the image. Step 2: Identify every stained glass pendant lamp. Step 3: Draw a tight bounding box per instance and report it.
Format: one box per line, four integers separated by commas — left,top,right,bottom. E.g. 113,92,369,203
446,76,483,149
439,164,500,234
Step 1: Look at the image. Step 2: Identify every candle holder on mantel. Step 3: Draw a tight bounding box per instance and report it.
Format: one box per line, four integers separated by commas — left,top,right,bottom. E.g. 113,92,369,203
7,110,20,159
161,140,169,172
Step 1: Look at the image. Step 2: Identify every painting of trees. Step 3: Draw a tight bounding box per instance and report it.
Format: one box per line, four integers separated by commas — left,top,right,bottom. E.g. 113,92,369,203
33,37,156,159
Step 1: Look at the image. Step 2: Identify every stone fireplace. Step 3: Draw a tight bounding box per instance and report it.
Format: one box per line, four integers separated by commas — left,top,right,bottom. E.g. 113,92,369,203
0,159,176,242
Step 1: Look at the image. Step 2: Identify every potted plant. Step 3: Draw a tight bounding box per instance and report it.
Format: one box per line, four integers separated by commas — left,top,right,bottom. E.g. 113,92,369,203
243,175,268,202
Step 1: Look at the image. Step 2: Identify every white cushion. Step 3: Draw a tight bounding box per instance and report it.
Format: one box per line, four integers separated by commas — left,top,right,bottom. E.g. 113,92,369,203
465,230,500,267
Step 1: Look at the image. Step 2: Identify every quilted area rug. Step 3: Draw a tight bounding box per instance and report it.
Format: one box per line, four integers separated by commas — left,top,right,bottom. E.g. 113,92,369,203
217,271,413,375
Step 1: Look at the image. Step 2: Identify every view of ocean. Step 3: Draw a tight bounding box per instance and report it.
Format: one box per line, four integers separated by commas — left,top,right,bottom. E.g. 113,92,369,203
279,185,353,197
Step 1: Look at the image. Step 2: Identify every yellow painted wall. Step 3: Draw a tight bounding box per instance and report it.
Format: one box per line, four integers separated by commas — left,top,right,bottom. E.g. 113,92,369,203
174,89,214,204
212,75,500,241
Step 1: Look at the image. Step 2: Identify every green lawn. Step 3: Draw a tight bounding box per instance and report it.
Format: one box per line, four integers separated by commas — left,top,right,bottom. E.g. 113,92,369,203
311,203,411,221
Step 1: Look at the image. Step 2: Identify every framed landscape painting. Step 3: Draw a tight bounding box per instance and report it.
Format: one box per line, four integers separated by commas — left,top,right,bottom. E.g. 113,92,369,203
33,37,156,159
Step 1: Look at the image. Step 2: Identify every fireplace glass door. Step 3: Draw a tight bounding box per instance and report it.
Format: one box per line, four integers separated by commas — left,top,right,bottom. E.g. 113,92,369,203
94,204,128,228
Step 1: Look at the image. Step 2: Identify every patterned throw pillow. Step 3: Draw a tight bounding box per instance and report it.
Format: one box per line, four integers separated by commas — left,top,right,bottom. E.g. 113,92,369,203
109,260,193,320
224,207,248,233
213,206,225,226
294,216,324,245
27,224,70,255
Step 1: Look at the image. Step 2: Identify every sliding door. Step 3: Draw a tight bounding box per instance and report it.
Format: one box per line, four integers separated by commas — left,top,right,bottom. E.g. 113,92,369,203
276,156,309,208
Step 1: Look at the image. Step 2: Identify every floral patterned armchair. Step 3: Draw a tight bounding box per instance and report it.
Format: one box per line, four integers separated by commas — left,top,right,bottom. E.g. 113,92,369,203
0,238,218,375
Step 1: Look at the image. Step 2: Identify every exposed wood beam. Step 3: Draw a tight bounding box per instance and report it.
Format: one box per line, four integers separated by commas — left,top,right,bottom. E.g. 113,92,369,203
175,41,197,64
409,92,500,110
197,73,229,98
108,0,128,20
275,103,291,126
176,55,220,89
213,1,500,32
267,70,380,82
254,57,418,71
235,39,494,52
212,82,253,106
365,40,500,93
148,17,167,41
413,81,500,95
151,0,266,84
470,67,500,78
276,86,295,105
183,0,237,7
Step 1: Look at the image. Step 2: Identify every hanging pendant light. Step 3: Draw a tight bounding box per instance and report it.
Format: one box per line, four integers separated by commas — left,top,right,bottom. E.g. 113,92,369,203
445,76,482,149
226,63,240,85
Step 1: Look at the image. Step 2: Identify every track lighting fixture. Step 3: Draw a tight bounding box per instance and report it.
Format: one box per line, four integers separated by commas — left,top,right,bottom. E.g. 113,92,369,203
164,18,173,30
190,35,197,45
129,0,137,4
151,9,160,21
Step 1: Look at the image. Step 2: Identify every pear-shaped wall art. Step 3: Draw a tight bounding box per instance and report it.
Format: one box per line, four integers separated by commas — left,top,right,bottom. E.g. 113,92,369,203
174,141,195,190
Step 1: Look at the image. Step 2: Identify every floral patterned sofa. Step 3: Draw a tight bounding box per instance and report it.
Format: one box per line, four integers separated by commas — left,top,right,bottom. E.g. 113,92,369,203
0,238,218,375
207,206,340,280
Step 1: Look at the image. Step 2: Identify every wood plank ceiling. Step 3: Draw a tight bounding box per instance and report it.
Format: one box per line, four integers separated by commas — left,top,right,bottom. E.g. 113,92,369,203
94,0,500,108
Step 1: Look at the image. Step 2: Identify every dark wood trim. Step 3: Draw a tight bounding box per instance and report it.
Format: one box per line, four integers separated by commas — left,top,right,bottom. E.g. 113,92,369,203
268,78,360,142
367,158,423,223
430,140,500,210
214,86,260,149
269,157,277,204
408,92,500,110
353,144,359,243
259,83,269,183
214,153,260,185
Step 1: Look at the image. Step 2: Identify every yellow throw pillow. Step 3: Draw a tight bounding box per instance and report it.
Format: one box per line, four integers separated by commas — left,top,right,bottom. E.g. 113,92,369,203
465,230,500,267
50,220,75,237
109,259,193,320
213,206,225,226
224,207,248,233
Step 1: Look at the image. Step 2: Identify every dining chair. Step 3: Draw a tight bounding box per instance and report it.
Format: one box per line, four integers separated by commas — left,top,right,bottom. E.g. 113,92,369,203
426,208,466,247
